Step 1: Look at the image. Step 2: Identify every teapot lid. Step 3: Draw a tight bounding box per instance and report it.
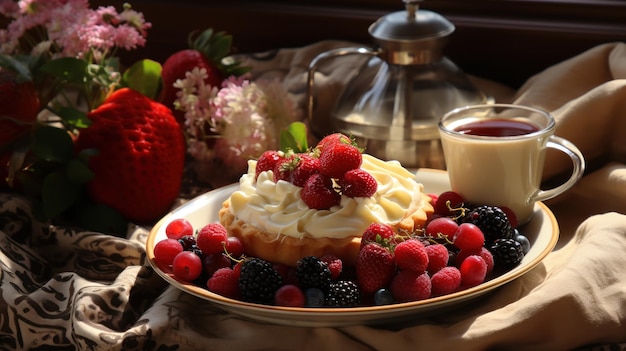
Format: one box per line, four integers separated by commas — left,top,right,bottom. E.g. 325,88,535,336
369,0,454,64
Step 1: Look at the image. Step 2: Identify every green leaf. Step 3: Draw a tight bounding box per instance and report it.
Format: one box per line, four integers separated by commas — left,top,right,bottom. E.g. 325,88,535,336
122,59,162,99
32,126,74,162
65,158,94,184
39,57,89,83
41,170,83,220
280,122,309,153
56,106,91,129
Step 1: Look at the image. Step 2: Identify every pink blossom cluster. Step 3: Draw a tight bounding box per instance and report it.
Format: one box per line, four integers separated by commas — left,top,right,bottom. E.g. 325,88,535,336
174,68,301,173
0,0,151,61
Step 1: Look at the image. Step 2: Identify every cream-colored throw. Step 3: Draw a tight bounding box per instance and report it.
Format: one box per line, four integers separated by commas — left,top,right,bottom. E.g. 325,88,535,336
1,41,625,351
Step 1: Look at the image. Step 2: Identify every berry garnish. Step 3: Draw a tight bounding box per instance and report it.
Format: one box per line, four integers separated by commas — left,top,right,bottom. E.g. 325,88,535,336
361,223,395,248
172,251,203,282
316,133,354,153
434,191,465,217
394,239,429,273
165,218,194,240
489,238,525,268
301,173,340,210
295,256,332,293
452,223,485,251
154,238,184,267
196,222,228,256
274,284,306,307
339,168,377,198
318,141,362,178
207,267,240,299
460,205,514,244
425,216,459,238
239,258,283,305
325,280,360,307
459,255,487,288
430,266,461,296
425,243,449,274
356,242,396,295
289,153,321,187
255,150,284,180
390,271,431,302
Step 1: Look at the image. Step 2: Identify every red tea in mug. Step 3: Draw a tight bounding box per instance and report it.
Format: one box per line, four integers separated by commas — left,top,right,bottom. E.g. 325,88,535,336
453,118,541,137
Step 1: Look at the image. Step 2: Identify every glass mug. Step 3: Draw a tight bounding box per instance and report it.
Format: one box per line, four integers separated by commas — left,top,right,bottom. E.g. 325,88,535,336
438,104,585,224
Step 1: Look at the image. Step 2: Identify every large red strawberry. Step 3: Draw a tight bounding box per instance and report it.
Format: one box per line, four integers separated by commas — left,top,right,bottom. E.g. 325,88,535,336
160,28,248,125
74,88,185,223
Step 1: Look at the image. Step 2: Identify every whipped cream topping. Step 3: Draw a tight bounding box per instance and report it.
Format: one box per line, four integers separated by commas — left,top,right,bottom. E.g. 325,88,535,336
226,154,428,239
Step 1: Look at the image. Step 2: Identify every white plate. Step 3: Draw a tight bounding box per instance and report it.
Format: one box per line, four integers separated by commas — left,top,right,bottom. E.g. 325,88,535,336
146,169,559,327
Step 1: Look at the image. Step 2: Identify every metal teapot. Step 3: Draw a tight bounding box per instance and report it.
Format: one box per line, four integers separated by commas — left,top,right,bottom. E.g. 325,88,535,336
306,0,490,169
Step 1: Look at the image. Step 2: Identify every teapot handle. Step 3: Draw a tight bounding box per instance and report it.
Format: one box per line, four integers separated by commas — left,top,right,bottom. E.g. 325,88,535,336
306,47,380,128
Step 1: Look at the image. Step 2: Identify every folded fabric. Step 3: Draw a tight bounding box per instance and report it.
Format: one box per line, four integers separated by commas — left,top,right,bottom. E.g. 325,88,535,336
1,41,626,351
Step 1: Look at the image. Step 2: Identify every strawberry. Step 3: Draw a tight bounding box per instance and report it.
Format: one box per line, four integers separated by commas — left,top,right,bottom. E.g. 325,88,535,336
301,173,340,210
255,150,283,180
316,133,353,153
160,28,248,125
319,142,362,178
272,155,295,183
339,168,377,197
74,88,185,223
360,223,395,248
394,239,429,273
356,242,396,295
0,69,40,148
289,153,320,187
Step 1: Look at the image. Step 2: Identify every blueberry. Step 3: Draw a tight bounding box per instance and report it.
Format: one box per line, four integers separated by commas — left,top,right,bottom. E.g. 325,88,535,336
374,288,394,305
515,233,531,254
304,288,325,307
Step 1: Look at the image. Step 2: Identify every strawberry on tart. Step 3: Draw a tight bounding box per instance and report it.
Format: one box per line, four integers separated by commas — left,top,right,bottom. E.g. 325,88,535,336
218,134,434,267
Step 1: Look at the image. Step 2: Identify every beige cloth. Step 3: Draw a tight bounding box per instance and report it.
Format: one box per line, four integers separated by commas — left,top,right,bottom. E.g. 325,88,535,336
189,41,626,350
2,41,626,351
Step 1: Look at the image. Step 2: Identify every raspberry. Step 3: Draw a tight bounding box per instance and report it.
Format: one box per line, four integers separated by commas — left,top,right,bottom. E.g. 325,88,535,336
172,251,203,282
459,255,487,288
207,267,240,299
320,254,343,280
165,218,194,240
390,271,432,302
361,223,395,248
339,168,377,198
154,238,184,267
196,222,228,256
239,258,283,304
274,284,306,307
325,280,361,307
453,223,485,251
461,205,513,243
489,238,525,268
394,239,429,273
431,266,461,296
425,244,449,274
301,173,341,210
295,256,332,293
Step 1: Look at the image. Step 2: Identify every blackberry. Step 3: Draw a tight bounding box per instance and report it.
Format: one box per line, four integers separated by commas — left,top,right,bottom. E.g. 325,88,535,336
489,238,524,268
461,205,513,243
239,258,283,304
325,280,360,307
296,256,332,292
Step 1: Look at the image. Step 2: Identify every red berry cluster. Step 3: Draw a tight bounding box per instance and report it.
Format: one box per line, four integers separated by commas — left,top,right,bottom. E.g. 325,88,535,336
255,133,378,209
153,190,527,307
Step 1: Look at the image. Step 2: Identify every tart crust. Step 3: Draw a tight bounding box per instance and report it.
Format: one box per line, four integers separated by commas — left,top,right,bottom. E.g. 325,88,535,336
218,199,433,267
